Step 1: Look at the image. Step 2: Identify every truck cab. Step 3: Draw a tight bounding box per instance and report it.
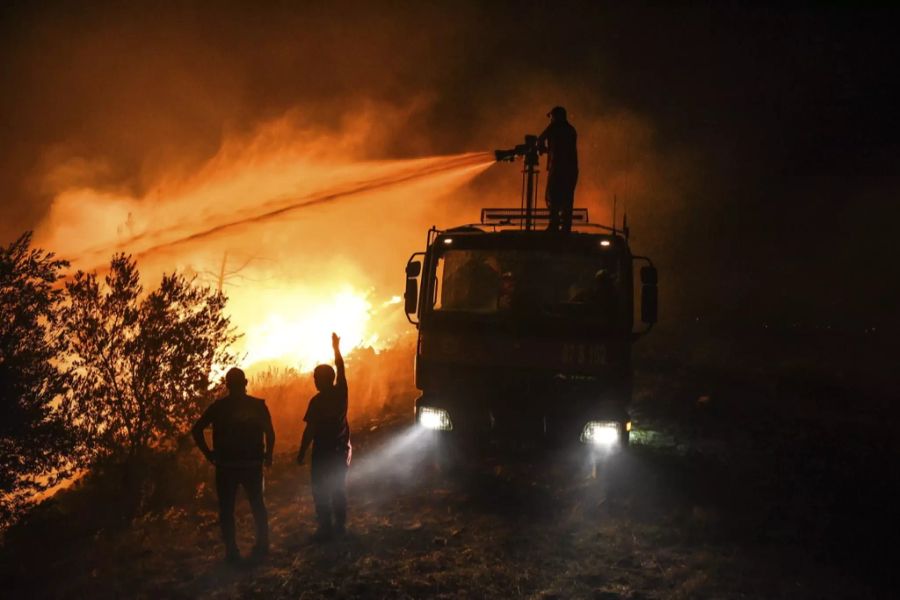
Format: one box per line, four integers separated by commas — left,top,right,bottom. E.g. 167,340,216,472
404,207,658,457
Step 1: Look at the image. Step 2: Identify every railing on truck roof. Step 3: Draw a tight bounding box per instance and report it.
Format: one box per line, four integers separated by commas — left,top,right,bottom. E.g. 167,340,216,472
480,207,589,226
426,208,628,245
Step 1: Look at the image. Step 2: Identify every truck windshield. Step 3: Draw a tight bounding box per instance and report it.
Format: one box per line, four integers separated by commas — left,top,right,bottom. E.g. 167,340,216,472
432,249,626,325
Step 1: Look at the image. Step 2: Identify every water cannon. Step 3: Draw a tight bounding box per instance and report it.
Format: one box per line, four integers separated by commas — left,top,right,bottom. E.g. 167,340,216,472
494,148,517,162
494,134,542,230
494,134,540,166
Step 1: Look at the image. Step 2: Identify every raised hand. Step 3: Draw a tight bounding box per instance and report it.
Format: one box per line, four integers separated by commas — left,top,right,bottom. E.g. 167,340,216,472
332,332,340,350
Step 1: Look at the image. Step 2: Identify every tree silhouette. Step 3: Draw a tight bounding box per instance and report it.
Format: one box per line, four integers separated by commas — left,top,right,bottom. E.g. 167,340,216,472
0,233,73,527
197,250,271,292
61,254,237,468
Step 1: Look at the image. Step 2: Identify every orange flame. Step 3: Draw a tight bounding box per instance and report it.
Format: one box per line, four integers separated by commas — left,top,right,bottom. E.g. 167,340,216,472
34,113,494,370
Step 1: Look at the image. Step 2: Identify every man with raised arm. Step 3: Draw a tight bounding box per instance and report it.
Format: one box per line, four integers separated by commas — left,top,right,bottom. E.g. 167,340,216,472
192,367,274,563
297,333,351,540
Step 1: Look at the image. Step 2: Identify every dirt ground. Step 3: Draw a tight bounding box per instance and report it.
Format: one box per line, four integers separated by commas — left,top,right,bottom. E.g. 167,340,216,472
2,352,896,599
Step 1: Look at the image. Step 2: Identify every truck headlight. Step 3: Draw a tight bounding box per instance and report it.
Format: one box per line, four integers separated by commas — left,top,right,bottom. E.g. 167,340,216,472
581,421,619,446
418,406,453,431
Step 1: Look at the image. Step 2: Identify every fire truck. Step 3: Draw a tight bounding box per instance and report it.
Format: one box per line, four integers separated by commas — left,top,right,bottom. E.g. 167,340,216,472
403,135,657,462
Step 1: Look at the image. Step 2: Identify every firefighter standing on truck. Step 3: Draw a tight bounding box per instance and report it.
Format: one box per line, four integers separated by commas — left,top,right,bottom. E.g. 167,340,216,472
297,333,351,541
538,106,579,233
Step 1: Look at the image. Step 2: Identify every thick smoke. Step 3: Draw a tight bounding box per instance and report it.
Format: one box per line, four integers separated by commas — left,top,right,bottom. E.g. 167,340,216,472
2,3,686,240
3,2,897,362
0,2,697,375
31,108,494,368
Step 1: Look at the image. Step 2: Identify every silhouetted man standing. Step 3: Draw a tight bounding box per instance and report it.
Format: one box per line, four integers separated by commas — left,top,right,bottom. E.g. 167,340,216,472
192,367,274,562
538,106,579,232
297,333,351,541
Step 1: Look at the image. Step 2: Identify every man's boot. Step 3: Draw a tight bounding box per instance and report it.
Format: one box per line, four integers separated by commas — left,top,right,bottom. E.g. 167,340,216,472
250,540,269,559
334,508,346,536
225,543,240,564
311,521,332,542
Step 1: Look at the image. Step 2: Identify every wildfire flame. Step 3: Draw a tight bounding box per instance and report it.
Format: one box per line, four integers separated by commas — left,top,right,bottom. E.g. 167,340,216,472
34,113,493,371
239,287,402,370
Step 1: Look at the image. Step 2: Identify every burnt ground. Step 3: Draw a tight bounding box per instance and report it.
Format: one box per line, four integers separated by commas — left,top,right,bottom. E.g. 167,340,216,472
2,351,898,599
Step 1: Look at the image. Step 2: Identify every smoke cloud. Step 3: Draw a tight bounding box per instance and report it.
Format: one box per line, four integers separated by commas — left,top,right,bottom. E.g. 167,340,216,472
3,2,897,345
0,1,697,373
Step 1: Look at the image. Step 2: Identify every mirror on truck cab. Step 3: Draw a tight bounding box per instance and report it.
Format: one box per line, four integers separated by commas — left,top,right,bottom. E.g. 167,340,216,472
405,260,422,318
405,278,419,315
640,266,658,324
